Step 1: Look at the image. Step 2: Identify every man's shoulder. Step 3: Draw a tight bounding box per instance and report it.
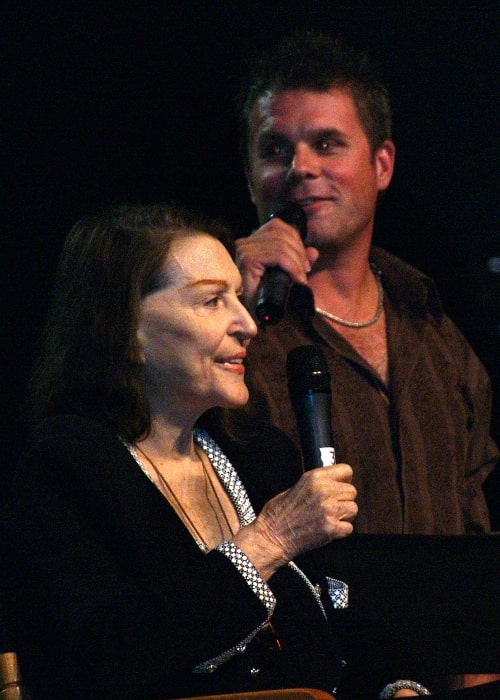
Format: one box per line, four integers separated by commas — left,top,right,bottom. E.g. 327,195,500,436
371,245,433,288
371,245,445,319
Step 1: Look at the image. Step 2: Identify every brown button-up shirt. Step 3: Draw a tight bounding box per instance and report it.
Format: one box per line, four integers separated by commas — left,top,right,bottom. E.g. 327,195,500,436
245,247,497,534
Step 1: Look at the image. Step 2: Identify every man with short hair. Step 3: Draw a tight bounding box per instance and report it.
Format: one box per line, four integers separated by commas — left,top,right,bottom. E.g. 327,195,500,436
236,30,497,536
234,31,499,695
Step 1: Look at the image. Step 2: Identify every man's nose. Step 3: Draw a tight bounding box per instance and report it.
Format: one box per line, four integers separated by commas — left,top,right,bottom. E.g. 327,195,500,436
288,145,320,179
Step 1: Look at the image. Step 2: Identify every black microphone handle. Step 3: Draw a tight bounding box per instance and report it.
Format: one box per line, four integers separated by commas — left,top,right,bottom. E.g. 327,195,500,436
291,390,336,469
287,344,336,470
255,267,291,325
255,202,307,325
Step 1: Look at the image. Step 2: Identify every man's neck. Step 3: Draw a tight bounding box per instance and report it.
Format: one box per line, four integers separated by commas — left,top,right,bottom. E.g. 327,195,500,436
308,243,375,316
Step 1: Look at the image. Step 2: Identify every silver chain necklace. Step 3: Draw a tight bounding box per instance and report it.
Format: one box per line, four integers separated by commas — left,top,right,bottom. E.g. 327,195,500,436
315,267,384,329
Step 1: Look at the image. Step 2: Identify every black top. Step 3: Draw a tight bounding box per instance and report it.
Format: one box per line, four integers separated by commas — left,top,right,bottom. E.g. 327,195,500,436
2,413,343,699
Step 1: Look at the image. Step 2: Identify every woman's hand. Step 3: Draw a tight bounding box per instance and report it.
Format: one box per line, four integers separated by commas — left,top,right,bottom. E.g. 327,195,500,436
233,464,357,580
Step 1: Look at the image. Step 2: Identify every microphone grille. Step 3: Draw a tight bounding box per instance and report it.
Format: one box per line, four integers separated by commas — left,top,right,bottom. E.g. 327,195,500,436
269,202,307,241
286,345,330,393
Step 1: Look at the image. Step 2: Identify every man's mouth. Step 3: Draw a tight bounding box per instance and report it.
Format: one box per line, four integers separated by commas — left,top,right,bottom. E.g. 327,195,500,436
295,196,333,207
295,197,317,207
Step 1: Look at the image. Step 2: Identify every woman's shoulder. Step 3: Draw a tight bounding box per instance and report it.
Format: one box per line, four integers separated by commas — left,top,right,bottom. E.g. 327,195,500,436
17,413,127,479
9,414,134,510
24,413,117,450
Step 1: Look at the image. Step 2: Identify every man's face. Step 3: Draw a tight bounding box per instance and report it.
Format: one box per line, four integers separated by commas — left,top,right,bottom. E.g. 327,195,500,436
246,88,395,251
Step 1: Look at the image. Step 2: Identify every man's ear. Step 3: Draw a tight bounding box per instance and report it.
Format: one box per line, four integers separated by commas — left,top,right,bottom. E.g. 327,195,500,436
375,140,396,192
244,167,257,205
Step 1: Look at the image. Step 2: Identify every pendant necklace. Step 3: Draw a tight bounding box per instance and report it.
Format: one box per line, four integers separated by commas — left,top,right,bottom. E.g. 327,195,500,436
132,443,235,548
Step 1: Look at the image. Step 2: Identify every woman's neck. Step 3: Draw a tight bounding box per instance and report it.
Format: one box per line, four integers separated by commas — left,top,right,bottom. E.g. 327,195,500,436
141,411,199,461
132,417,239,550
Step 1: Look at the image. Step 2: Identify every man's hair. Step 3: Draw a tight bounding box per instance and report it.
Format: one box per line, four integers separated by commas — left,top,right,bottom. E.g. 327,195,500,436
237,30,392,165
27,202,234,442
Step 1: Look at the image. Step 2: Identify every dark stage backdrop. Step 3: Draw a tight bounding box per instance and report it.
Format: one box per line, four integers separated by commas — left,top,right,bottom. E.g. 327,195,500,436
2,1,499,520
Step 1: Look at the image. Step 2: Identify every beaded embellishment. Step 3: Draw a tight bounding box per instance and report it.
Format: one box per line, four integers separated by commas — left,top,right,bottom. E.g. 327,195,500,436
123,429,339,673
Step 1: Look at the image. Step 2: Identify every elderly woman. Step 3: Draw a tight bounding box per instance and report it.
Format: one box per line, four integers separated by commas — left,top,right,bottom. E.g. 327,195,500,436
2,204,358,700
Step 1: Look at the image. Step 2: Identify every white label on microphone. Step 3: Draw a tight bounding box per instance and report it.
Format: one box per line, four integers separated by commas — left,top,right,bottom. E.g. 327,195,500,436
320,446,336,466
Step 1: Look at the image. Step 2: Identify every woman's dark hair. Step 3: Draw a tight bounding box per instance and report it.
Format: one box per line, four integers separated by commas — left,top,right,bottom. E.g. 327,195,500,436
27,202,234,442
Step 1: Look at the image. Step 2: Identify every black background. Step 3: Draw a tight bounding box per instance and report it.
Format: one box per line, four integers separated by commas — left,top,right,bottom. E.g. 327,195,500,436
2,1,499,521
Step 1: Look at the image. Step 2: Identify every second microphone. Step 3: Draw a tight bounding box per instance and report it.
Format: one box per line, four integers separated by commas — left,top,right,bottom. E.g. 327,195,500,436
255,202,307,325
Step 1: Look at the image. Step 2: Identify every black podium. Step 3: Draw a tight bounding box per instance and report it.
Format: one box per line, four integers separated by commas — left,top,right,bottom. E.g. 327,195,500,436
301,534,500,697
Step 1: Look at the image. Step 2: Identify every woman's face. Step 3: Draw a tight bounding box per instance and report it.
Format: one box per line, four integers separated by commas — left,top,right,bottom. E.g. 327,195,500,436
137,233,258,422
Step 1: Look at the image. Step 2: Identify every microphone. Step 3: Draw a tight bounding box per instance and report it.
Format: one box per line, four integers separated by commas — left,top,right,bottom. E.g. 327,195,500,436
287,345,336,470
255,202,307,325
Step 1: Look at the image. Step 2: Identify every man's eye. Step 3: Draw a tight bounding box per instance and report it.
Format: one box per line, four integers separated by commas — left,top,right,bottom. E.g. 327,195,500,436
205,296,221,307
316,138,343,152
261,142,292,160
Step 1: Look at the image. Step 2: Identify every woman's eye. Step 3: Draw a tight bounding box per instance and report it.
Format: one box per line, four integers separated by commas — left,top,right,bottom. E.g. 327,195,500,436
205,296,221,308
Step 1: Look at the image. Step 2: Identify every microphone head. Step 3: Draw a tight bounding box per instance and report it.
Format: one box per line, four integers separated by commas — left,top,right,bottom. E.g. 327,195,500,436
286,345,331,395
268,202,307,241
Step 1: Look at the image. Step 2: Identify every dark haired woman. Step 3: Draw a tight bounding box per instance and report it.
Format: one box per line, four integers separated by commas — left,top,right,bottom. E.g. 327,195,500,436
2,204,357,699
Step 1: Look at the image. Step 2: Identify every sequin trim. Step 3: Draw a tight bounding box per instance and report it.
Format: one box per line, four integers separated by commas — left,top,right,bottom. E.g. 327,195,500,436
193,541,276,674
194,428,257,528
216,541,275,614
289,561,327,618
326,576,349,609
121,430,329,673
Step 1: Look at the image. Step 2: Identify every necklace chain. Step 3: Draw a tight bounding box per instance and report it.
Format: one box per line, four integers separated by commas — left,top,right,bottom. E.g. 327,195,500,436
315,266,384,329
196,445,236,541
133,443,234,549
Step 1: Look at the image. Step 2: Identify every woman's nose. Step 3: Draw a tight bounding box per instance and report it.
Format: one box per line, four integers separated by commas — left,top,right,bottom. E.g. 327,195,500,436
233,299,258,340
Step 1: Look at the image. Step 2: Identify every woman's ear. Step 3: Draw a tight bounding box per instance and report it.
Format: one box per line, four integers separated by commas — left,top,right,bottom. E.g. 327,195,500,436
133,331,146,365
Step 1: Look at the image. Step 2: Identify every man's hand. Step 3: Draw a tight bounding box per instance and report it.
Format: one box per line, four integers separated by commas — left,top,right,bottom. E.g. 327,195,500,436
235,220,319,315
